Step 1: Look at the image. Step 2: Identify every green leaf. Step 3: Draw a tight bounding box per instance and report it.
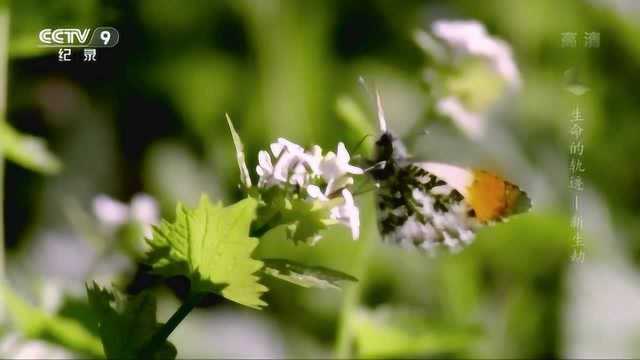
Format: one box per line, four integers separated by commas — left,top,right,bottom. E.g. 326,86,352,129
1,283,104,358
351,307,481,358
253,187,331,244
86,283,176,360
146,195,268,309
226,114,252,188
0,121,61,174
263,258,357,290
282,198,331,244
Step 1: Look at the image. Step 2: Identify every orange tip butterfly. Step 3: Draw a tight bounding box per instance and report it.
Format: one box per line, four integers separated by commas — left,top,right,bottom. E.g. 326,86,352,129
368,90,531,253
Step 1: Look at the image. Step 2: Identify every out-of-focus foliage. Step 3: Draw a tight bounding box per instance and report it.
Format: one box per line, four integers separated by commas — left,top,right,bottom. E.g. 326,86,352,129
0,121,60,174
9,0,99,58
1,284,103,358
351,307,480,358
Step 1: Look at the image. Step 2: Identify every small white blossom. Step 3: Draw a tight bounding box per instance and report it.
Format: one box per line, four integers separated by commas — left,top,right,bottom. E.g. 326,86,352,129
130,194,159,227
319,142,364,182
93,193,159,238
301,145,323,174
256,138,363,241
330,189,360,240
306,184,328,200
93,195,129,227
436,96,484,140
427,20,521,140
306,186,360,240
432,19,520,87
270,137,305,158
256,138,315,187
256,138,363,191
256,150,276,187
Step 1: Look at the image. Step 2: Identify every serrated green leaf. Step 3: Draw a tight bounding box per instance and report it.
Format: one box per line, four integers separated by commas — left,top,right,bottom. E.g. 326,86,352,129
1,283,104,358
86,283,176,360
146,195,267,309
263,258,357,290
0,121,61,174
351,307,481,358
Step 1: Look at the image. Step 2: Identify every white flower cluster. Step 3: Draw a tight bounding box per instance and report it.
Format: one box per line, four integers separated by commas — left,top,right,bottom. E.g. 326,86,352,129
256,138,363,240
432,19,520,88
93,193,159,238
418,20,521,140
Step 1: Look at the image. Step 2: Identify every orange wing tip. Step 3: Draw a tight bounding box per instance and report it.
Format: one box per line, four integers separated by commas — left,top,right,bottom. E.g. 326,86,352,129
467,170,531,222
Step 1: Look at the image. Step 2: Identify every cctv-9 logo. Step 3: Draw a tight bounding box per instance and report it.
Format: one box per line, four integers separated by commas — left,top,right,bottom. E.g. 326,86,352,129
38,27,119,48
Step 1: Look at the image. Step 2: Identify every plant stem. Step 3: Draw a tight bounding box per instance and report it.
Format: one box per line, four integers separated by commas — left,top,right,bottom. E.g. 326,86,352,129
334,195,376,359
0,1,10,323
139,291,206,357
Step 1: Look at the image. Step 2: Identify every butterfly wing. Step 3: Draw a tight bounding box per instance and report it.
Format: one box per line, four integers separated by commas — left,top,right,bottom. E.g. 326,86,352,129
376,161,530,253
419,162,531,222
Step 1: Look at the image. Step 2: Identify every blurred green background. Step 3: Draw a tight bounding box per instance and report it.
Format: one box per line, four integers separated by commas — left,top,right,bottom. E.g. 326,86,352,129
1,0,640,358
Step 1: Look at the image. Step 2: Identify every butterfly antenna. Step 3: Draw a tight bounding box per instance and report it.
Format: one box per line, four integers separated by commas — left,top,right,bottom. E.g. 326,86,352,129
359,76,388,133
350,133,373,156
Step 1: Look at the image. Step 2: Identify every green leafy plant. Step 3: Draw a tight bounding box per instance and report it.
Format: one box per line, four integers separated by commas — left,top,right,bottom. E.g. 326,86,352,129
79,117,360,358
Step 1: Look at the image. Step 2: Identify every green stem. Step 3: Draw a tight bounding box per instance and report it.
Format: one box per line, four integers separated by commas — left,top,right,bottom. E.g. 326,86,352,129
250,212,281,239
334,196,376,359
0,2,10,322
138,292,206,357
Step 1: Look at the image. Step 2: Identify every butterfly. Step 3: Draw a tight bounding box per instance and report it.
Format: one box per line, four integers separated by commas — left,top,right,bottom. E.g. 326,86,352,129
367,91,531,253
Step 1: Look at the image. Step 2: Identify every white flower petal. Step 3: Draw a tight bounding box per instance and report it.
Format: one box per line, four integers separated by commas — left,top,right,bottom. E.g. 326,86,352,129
302,145,323,174
130,194,159,225
277,137,305,154
336,142,350,162
130,193,159,237
270,142,284,157
432,19,520,88
319,151,339,180
325,176,354,196
329,189,360,240
258,150,273,171
346,164,364,175
93,195,129,227
436,96,485,140
306,185,327,200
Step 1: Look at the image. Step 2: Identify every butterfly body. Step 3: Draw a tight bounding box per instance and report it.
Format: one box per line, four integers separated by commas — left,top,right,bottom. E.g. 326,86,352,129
368,93,530,253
